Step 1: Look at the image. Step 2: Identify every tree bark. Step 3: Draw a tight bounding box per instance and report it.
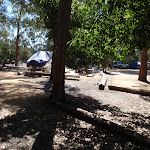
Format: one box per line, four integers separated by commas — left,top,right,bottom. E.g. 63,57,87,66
51,0,72,101
138,48,148,82
15,21,20,66
15,10,22,66
50,38,56,80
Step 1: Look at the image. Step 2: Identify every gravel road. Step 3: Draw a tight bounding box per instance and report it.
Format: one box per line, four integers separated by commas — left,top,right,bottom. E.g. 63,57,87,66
65,71,150,138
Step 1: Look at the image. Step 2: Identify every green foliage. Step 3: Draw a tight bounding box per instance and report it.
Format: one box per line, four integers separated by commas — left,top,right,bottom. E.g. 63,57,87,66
0,1,10,41
0,41,15,63
33,0,150,70
33,0,59,44
9,0,45,46
131,1,150,50
108,0,150,50
0,0,48,65
19,47,32,62
66,1,121,69
124,49,140,63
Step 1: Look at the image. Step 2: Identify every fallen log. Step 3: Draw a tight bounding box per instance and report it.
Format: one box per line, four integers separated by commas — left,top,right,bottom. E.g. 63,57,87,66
25,71,51,77
24,72,80,80
99,73,107,90
108,85,150,96
51,99,150,148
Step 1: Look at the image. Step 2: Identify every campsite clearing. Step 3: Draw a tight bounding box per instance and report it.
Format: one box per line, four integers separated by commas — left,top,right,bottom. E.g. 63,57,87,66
0,67,150,149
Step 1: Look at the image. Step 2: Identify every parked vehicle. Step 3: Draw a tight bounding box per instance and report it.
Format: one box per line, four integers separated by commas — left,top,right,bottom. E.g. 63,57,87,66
129,61,141,69
129,61,149,69
112,61,129,69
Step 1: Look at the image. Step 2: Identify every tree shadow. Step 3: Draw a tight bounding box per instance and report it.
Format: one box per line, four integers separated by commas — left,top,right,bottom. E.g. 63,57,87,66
66,93,150,133
0,92,149,149
129,112,150,130
142,80,150,85
1,68,150,149
65,85,80,92
0,98,59,149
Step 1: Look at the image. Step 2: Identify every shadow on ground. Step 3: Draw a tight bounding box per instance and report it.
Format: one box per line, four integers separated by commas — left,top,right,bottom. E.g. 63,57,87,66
0,90,149,149
66,93,150,133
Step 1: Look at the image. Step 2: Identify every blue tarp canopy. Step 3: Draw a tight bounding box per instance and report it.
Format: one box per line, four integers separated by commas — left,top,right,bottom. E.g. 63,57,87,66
27,51,52,67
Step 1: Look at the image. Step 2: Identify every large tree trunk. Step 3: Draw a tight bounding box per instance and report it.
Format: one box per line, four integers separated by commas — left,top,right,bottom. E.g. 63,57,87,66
138,48,148,82
51,0,72,101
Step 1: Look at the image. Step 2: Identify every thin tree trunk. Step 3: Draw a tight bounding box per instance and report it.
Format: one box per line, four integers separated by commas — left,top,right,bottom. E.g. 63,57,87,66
15,10,21,66
15,21,20,66
51,0,72,101
138,48,148,82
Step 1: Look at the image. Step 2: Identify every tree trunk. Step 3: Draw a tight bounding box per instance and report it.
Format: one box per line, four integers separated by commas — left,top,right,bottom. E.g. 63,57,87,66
51,0,72,101
15,21,20,66
50,38,56,80
138,48,148,82
15,10,21,66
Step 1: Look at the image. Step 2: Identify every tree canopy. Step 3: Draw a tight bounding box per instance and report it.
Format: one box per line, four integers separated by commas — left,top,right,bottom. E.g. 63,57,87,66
0,0,48,65
108,0,150,81
0,0,149,80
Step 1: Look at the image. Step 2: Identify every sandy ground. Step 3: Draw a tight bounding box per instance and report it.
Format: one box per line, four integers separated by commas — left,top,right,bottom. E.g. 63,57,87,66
110,69,150,91
0,67,150,149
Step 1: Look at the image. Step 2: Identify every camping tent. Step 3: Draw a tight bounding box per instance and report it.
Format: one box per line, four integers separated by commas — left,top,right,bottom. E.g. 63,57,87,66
27,51,52,67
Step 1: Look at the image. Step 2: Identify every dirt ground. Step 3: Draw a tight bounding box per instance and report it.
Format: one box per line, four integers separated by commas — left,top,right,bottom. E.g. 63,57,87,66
0,67,150,149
